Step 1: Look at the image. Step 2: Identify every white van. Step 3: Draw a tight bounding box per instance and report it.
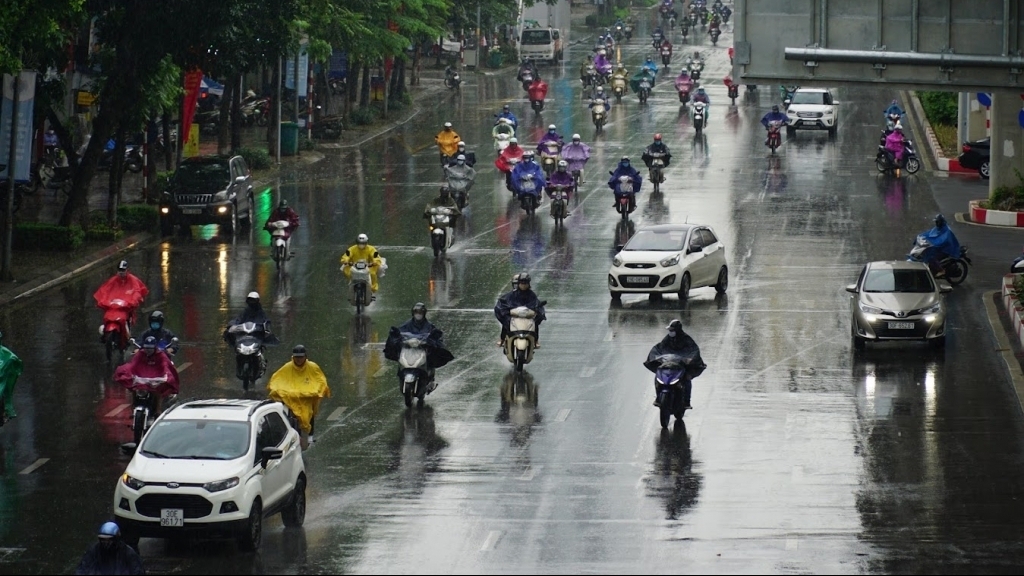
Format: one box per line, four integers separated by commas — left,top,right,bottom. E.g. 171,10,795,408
519,28,563,63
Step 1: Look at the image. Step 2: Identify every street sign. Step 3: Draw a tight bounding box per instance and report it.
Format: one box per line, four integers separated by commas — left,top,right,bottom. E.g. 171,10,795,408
977,93,992,107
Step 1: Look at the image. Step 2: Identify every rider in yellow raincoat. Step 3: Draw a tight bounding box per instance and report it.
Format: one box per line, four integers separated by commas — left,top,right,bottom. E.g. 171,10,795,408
268,345,331,450
340,233,384,295
434,122,461,165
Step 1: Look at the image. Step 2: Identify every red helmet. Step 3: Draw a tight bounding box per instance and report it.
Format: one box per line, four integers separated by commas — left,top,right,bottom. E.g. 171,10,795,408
654,133,662,141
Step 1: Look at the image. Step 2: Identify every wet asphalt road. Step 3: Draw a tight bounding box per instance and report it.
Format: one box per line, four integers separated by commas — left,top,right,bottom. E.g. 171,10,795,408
6,16,1024,575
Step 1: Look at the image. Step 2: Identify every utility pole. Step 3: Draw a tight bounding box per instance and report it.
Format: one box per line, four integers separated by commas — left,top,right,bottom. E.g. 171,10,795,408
2,73,22,281
276,55,282,165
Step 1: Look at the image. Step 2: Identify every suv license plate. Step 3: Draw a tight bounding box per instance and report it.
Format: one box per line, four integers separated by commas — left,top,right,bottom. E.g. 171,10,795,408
625,276,647,284
181,208,201,215
160,508,184,527
887,322,914,330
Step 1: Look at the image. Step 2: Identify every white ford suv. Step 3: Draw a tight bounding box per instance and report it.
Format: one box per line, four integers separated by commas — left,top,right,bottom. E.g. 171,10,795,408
785,88,838,137
113,399,306,551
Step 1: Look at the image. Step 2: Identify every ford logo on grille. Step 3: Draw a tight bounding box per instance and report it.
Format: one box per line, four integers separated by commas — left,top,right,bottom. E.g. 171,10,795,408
166,482,180,489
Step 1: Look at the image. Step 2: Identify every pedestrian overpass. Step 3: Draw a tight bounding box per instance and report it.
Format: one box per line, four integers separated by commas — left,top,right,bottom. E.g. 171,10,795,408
733,0,1024,193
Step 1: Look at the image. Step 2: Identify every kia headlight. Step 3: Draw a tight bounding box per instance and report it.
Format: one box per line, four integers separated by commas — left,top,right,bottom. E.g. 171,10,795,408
660,254,680,267
859,302,883,315
203,477,240,493
612,255,623,267
122,474,145,491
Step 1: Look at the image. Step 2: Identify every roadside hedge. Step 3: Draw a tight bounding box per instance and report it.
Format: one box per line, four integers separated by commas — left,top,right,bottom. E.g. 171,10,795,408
918,91,957,126
238,147,271,170
13,223,85,251
85,224,124,242
117,204,158,232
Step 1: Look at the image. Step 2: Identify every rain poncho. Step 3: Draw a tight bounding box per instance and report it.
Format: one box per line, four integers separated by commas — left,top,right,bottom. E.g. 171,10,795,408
643,333,706,379
268,359,331,433
93,273,149,318
643,143,672,168
434,129,461,157
920,222,961,259
629,70,657,94
384,320,455,369
495,144,525,173
511,160,546,197
594,53,612,75
496,111,519,131
884,102,905,119
538,131,563,147
449,149,476,168
0,345,23,420
340,244,383,292
561,142,591,173
608,161,642,195
493,120,515,141
444,163,476,192
885,131,906,162
495,289,547,329
674,73,694,94
546,170,575,195
761,111,788,127
114,349,181,396
641,60,659,77
527,80,548,102
74,541,145,576
423,195,462,227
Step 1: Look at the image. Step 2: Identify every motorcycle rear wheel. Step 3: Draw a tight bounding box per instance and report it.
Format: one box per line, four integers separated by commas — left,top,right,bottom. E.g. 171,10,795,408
945,260,969,285
905,157,921,174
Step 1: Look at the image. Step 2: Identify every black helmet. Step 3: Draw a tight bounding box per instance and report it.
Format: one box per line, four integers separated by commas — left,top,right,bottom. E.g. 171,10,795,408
291,344,307,357
142,335,158,350
278,199,288,209
667,319,684,333
440,186,451,197
148,310,165,328
934,214,947,227
771,105,780,113
412,302,427,316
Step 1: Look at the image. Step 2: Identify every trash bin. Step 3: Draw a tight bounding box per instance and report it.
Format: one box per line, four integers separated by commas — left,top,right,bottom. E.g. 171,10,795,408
488,50,504,69
280,121,299,157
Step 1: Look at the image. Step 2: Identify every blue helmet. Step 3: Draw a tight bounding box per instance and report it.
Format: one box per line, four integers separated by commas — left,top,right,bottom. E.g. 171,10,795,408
99,522,120,538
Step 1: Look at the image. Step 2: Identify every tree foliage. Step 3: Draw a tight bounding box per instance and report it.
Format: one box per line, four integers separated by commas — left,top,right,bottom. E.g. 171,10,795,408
0,0,85,75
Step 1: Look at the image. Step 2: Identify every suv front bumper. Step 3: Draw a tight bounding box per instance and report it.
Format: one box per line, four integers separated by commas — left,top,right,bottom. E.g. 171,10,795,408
161,201,234,224
787,116,836,130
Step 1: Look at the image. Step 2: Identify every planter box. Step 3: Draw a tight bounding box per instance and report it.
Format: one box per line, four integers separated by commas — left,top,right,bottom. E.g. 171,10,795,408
1002,274,1024,348
970,200,1024,227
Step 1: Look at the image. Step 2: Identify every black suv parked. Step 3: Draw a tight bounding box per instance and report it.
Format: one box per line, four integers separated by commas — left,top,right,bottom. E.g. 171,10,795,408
160,155,254,235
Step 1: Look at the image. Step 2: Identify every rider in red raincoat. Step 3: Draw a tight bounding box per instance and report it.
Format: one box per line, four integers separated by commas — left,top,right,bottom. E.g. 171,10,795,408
495,138,526,191
113,337,180,417
527,78,549,104
93,260,149,349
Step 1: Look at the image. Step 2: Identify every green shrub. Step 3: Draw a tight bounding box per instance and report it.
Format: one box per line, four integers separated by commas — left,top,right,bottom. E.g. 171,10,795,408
85,224,124,242
117,204,158,232
237,147,271,171
918,91,957,126
348,106,379,126
1013,273,1024,299
153,171,174,196
13,223,85,251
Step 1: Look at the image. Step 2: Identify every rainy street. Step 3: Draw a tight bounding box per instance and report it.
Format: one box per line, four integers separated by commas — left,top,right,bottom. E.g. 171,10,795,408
6,18,1024,575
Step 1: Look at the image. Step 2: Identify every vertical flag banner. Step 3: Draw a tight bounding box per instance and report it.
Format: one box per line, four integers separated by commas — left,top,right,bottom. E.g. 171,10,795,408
0,71,38,182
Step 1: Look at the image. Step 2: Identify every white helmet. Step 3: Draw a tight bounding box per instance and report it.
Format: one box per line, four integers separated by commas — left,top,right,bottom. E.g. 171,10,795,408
357,233,369,244
572,133,581,140
548,124,556,130
247,291,260,300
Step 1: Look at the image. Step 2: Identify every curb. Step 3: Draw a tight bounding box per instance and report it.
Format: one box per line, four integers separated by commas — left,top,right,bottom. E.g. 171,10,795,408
985,289,1024,413
0,232,156,308
969,199,1024,227
904,90,975,175
1000,275,1024,349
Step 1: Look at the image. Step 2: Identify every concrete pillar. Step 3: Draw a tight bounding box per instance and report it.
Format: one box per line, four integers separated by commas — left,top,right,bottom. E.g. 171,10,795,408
958,92,969,147
966,95,989,142
987,92,1024,197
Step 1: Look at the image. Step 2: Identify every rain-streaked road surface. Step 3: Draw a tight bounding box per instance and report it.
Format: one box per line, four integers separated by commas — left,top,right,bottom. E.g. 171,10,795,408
5,17,1024,576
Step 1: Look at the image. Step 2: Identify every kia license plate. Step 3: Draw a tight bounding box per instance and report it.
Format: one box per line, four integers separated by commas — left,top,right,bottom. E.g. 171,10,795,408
625,276,647,284
887,322,914,330
160,508,184,527
181,208,201,215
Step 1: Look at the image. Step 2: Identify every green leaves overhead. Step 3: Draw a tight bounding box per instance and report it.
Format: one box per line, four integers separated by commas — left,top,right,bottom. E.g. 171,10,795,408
0,0,85,75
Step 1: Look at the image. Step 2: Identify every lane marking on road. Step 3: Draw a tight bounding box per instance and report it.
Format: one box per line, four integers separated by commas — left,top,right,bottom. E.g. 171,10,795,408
19,458,50,475
176,362,192,373
785,538,800,551
580,367,596,378
519,466,541,481
480,530,502,551
361,342,385,350
604,330,614,341
554,408,572,422
105,403,130,417
327,407,348,421
373,365,390,378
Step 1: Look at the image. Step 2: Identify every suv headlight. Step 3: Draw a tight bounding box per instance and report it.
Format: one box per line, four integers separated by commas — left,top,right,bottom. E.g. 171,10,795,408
203,477,240,493
612,255,623,267
859,302,883,314
660,254,680,267
122,474,145,490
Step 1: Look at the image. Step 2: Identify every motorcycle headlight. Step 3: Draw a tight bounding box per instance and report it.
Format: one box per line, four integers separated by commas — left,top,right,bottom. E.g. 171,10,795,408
859,302,883,315
612,255,623,267
203,477,240,493
122,474,146,491
660,254,680,267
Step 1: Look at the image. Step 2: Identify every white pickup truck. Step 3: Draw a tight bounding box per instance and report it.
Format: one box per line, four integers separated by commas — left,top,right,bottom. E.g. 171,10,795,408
435,36,461,56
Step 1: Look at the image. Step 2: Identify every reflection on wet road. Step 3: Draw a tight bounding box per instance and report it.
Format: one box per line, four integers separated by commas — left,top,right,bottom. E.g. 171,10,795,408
5,15,1024,575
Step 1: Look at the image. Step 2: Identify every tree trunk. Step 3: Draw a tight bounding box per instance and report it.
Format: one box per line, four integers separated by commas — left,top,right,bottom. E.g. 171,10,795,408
411,46,420,86
266,62,280,157
217,78,234,155
108,127,126,226
145,117,156,201
396,58,406,99
60,106,116,227
359,64,370,106
230,72,242,152
161,112,173,171
45,108,79,170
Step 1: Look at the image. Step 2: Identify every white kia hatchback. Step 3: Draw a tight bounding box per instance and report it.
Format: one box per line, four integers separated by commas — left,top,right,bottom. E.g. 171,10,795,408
609,224,728,301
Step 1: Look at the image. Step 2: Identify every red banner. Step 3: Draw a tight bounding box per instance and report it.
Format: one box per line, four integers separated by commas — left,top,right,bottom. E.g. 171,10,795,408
181,69,203,149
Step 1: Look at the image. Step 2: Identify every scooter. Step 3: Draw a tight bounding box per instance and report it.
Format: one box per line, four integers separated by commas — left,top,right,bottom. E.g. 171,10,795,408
709,26,721,45
531,98,545,113
428,206,456,258
1012,247,1024,273
907,237,971,285
122,338,178,447
539,141,561,178
766,121,783,153
592,101,608,132
876,141,921,175
692,101,708,134
445,71,461,90
611,75,627,102
520,69,534,92
637,76,652,104
650,353,704,428
612,174,637,221
446,172,473,210
99,299,137,364
266,220,291,269
661,46,673,68
346,260,374,313
503,305,545,372
548,185,570,226
648,155,667,194
397,333,435,407
727,82,739,105
226,321,269,391
687,61,703,81
517,174,541,216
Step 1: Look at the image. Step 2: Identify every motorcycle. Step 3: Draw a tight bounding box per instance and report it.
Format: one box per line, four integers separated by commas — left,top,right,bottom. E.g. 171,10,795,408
614,24,624,42
613,174,637,220
266,220,291,269
1011,247,1024,273
648,155,667,194
517,173,541,215
503,305,545,372
548,185,570,226
687,60,704,81
395,333,437,407
346,259,374,313
766,120,783,154
650,353,703,428
907,236,971,285
428,206,456,258
661,46,673,68
99,298,140,364
446,168,474,209
121,339,178,447
604,35,615,51
676,82,693,104
876,140,921,175
494,133,512,153
520,69,534,92
241,96,270,127
227,321,270,391
611,75,628,102
652,34,664,50
727,82,739,105
328,77,345,95
692,101,708,134
709,26,721,45
592,101,608,132
539,141,561,178
680,23,689,43
689,11,700,29
637,76,652,104
624,23,634,40
445,71,461,90
98,144,143,173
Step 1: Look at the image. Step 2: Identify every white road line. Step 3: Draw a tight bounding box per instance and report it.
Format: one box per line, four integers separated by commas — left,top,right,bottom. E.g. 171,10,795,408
604,330,614,341
362,343,385,350
785,538,800,551
373,365,390,378
19,458,50,475
519,466,540,481
480,530,502,551
327,407,348,421
176,361,192,372
104,403,130,418
580,367,596,378
554,408,571,422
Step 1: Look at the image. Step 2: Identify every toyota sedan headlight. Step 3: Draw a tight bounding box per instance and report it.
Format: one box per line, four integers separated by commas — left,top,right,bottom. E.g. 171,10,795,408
612,255,623,267
122,474,145,490
660,254,680,267
203,477,240,493
923,302,941,314
859,302,883,314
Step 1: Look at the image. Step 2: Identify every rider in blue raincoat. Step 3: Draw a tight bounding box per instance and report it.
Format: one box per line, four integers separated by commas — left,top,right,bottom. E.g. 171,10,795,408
916,214,961,277
511,150,547,202
608,156,643,210
884,99,906,123
495,104,519,132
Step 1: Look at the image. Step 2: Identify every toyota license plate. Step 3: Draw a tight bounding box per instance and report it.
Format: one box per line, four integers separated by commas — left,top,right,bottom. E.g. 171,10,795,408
887,322,914,330
181,208,201,215
625,276,648,284
160,508,184,527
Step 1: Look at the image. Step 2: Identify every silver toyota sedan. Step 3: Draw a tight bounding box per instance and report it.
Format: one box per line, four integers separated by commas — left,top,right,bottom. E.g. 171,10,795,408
846,261,952,350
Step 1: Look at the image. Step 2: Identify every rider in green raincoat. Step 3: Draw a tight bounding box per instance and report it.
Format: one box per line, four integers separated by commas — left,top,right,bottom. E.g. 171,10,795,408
0,331,24,426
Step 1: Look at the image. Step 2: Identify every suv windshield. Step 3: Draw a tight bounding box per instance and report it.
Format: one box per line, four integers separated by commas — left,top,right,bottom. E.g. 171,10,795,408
863,269,935,293
171,161,230,188
625,229,688,251
521,30,552,45
140,419,250,460
791,91,827,106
